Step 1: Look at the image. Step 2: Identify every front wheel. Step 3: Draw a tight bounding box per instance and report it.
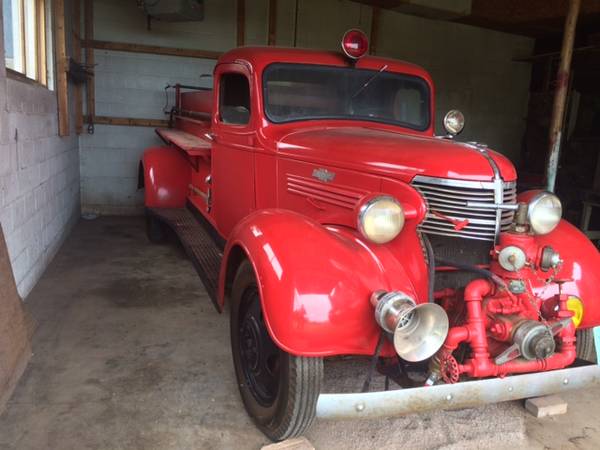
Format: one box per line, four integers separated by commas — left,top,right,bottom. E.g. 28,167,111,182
230,260,323,441
576,328,597,362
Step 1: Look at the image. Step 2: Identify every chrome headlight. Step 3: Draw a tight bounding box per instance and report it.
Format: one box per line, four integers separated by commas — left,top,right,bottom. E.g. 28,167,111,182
528,192,562,235
443,109,465,136
358,196,405,244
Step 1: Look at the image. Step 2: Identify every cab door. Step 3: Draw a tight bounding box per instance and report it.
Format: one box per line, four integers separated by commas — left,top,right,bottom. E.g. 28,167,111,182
211,63,257,238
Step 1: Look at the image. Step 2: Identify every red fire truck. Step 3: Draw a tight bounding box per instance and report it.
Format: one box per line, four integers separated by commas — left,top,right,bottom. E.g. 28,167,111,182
140,30,600,441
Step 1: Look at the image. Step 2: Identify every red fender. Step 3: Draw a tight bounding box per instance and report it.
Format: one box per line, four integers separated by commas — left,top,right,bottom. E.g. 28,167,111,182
533,219,600,328
518,190,600,328
219,209,419,357
142,146,191,208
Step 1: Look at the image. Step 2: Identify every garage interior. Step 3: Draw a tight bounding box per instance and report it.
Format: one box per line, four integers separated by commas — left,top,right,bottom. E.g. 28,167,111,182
1,0,600,449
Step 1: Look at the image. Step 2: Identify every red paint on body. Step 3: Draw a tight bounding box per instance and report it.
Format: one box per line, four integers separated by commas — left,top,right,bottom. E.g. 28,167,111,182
141,44,600,367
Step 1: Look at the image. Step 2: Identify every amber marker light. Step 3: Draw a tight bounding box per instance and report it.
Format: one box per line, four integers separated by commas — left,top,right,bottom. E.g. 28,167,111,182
567,296,584,328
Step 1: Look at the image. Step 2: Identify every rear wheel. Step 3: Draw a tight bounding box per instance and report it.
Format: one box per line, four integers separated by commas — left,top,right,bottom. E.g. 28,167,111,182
230,260,323,441
145,213,167,243
576,328,597,362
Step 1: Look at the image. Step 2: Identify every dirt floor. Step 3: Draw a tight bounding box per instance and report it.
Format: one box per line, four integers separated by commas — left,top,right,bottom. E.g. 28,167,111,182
0,216,598,450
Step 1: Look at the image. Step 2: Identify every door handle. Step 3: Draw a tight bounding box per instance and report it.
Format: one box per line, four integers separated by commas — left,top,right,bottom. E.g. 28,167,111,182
203,132,217,143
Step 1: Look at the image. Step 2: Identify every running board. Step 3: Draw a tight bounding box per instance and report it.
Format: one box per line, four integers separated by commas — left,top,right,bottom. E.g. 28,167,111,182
148,207,223,311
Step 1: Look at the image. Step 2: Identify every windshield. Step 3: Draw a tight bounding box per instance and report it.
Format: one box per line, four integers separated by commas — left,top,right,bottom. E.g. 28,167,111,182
263,63,431,131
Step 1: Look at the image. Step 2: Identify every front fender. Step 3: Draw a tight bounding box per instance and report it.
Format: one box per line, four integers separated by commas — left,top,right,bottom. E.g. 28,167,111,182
220,209,418,357
534,219,600,328
142,146,190,208
519,190,600,328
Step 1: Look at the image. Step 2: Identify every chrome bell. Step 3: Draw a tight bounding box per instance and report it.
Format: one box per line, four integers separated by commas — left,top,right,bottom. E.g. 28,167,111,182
371,291,449,362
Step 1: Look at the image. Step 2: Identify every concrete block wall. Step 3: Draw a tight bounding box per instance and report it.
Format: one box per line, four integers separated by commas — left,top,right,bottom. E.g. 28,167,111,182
80,0,227,215
80,0,533,215
0,1,80,298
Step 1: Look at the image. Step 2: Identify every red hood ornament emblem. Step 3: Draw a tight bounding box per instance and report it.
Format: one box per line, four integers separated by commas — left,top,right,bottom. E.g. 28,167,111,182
431,211,470,231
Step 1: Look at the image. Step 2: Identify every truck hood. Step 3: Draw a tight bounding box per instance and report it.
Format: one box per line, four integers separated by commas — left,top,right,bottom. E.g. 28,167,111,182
276,127,517,183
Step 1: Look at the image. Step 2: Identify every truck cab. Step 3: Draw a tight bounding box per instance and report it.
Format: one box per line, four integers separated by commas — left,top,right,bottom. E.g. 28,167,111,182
141,30,600,442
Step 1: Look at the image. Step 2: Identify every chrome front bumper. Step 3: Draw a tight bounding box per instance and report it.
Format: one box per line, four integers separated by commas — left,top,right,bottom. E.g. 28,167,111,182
316,363,600,420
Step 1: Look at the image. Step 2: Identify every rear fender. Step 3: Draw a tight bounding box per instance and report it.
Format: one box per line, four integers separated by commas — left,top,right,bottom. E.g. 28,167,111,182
141,146,190,208
220,209,418,357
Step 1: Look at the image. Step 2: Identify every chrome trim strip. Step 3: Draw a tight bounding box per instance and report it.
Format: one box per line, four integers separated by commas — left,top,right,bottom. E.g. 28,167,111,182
413,175,516,190
316,364,600,420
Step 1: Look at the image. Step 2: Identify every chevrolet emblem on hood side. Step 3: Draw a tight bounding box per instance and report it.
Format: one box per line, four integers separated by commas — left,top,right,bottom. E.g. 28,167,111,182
312,168,336,183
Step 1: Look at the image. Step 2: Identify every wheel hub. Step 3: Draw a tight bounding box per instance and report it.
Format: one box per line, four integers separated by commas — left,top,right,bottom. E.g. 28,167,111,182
238,289,281,407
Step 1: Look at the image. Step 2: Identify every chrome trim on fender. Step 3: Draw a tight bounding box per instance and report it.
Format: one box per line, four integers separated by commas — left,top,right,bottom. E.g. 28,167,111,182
316,364,600,420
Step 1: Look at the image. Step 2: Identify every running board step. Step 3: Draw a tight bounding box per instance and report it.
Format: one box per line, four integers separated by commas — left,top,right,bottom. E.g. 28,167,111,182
148,207,223,311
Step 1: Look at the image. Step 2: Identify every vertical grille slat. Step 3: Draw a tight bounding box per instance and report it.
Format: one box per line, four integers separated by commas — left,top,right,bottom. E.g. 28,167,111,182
411,175,517,241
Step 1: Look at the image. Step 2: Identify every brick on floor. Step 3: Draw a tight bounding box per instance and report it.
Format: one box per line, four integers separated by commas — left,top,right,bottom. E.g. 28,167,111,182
525,395,568,418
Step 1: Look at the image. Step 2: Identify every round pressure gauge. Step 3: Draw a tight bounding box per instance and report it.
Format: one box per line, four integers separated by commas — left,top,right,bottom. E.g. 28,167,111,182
498,246,527,272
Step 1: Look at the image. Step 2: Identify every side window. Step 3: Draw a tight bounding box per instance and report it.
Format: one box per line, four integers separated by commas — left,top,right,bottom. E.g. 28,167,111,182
219,73,250,125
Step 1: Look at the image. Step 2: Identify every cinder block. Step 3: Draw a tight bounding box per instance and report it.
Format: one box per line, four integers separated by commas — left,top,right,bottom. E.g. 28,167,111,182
261,437,315,450
525,395,568,418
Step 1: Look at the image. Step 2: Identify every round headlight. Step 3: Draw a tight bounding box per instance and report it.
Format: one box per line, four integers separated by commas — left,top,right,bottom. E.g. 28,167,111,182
443,109,465,136
528,192,562,235
358,196,405,244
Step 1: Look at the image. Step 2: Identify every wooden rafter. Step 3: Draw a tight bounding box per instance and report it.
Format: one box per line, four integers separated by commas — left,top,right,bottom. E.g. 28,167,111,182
86,116,169,128
81,40,222,60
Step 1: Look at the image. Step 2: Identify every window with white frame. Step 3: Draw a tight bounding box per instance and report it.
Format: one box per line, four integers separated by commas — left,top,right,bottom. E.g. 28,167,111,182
2,0,54,88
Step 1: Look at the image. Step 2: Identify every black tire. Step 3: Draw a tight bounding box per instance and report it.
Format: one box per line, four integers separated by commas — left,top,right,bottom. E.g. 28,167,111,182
230,260,323,441
576,328,597,362
145,214,167,244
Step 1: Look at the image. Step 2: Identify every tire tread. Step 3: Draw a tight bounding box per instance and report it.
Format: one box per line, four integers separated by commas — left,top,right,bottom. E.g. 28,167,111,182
231,260,323,442
577,328,597,362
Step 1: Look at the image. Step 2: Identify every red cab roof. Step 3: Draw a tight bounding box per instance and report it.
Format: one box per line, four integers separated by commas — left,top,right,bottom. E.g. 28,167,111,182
217,46,433,85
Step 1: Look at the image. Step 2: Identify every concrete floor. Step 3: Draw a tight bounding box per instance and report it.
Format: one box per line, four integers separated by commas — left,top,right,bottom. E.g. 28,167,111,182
0,216,599,450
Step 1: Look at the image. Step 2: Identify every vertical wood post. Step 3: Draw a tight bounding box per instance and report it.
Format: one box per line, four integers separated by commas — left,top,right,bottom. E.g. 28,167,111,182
237,0,245,47
370,6,380,55
545,0,581,192
268,0,277,46
73,0,83,134
84,0,95,132
54,0,69,136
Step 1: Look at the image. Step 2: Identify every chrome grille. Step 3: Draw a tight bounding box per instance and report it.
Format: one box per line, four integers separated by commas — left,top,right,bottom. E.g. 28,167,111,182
412,175,517,241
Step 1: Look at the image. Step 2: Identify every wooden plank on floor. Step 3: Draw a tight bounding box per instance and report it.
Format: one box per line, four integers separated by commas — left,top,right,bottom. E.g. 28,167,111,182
0,225,33,415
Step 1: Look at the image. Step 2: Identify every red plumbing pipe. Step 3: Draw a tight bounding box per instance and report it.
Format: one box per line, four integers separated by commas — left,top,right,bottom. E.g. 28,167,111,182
439,278,577,379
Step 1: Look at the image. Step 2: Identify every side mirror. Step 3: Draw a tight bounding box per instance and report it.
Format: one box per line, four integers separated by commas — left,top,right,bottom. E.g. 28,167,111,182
443,109,465,138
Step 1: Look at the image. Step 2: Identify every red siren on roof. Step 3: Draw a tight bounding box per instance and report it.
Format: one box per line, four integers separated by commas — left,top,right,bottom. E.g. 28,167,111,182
341,29,369,59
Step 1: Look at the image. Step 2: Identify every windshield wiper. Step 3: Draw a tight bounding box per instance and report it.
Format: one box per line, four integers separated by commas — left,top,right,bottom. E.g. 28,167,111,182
351,64,389,99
